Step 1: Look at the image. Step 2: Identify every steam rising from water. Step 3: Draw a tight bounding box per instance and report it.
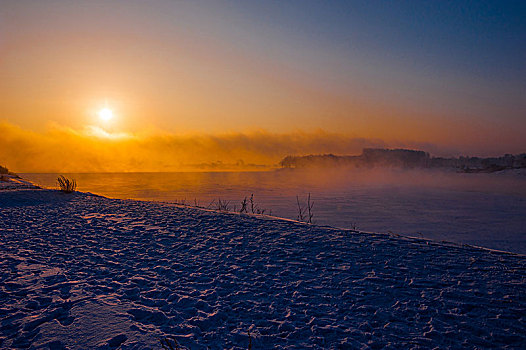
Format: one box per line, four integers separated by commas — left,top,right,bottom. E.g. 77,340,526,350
0,121,394,172
24,168,526,253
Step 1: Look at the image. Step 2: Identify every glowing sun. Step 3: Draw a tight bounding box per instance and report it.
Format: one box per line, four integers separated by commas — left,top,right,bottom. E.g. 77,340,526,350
98,108,113,122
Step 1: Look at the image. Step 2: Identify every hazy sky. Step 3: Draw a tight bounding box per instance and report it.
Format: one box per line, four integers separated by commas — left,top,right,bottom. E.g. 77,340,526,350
1,0,525,171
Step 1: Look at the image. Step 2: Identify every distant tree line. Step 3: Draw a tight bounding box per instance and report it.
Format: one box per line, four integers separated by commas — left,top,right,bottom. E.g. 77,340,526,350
279,148,526,173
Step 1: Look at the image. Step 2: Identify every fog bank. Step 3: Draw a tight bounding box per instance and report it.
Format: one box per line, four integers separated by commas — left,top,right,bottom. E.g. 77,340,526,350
1,121,523,173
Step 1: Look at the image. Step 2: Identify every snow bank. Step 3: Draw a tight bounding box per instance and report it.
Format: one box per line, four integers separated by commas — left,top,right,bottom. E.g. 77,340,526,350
1,189,525,349
0,174,39,191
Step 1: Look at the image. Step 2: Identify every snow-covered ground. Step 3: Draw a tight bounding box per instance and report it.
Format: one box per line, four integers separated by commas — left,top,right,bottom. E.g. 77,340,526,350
1,189,525,349
0,174,40,191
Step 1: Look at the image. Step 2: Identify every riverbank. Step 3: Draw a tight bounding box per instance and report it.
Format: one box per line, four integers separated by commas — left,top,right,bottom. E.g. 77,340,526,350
22,170,526,254
1,189,525,348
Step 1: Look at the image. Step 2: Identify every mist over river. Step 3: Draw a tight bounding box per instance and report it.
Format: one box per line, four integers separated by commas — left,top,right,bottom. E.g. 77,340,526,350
24,169,526,254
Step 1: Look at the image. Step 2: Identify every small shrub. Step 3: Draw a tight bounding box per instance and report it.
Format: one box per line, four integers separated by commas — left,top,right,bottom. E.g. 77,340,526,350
296,193,314,223
240,197,248,213
0,165,8,174
217,198,230,211
57,175,77,193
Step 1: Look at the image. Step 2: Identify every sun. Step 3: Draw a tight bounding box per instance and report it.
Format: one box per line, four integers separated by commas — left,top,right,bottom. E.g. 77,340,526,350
98,107,113,122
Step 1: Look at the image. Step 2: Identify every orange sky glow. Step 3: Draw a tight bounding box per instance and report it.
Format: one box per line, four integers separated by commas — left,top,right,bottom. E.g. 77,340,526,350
1,1,524,172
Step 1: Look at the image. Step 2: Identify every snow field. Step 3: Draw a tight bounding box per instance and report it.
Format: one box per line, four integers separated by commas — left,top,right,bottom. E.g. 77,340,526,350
1,189,525,349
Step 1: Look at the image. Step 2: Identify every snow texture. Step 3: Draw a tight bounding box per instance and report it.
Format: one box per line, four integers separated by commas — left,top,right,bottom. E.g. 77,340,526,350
1,189,525,349
0,175,39,191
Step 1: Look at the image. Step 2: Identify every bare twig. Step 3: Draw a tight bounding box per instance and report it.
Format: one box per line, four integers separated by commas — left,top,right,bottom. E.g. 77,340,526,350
240,197,248,213
307,193,314,224
217,198,230,211
296,195,306,222
206,199,216,209
250,194,255,214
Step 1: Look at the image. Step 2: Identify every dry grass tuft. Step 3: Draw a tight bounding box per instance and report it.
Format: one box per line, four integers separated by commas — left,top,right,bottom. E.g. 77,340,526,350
57,175,77,193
